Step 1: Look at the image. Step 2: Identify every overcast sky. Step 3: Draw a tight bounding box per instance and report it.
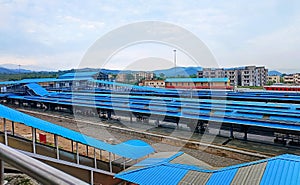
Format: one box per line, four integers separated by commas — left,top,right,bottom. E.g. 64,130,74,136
0,0,299,73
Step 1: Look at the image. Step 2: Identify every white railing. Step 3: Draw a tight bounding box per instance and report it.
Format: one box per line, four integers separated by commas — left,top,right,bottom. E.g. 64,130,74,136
0,142,88,185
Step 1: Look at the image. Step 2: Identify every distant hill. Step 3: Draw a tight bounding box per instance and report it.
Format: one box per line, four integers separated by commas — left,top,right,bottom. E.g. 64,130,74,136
154,67,202,77
268,70,282,76
0,67,31,74
65,67,203,77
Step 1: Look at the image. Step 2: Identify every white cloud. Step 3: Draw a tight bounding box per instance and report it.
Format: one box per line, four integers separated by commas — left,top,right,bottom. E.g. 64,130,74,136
0,0,300,72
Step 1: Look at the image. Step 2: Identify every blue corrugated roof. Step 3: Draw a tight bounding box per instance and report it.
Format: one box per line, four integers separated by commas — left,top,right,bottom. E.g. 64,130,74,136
59,72,98,79
119,165,188,185
115,152,300,185
0,104,154,159
0,77,94,85
165,78,229,83
206,168,238,185
19,78,58,83
25,83,49,96
260,154,300,185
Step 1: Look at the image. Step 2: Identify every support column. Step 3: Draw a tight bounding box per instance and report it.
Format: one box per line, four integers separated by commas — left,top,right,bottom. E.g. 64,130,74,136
230,124,234,139
32,127,36,154
99,150,102,160
76,142,79,164
244,125,248,140
4,119,8,146
109,152,112,173
11,121,14,136
55,135,59,160
123,157,126,170
71,140,74,153
94,148,97,169
90,171,94,185
86,145,89,156
0,160,3,185
130,113,132,123
107,111,112,120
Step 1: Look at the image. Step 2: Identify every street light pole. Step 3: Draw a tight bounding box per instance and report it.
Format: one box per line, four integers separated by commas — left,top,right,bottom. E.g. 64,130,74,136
173,49,177,77
18,64,21,80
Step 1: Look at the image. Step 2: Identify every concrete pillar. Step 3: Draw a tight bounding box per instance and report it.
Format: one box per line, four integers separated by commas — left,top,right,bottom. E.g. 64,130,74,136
76,142,79,164
109,152,112,173
0,160,3,185
55,135,59,160
11,121,14,136
4,119,7,146
32,128,36,154
94,148,97,169
90,171,94,185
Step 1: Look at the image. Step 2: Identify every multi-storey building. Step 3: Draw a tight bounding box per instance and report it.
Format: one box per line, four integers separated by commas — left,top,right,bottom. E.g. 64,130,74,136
116,71,155,83
224,69,239,86
267,75,281,84
283,73,300,84
135,71,155,81
197,66,268,87
198,68,225,78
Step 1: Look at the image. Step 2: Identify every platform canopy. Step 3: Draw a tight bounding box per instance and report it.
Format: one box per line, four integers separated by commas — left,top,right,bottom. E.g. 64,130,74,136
0,104,155,159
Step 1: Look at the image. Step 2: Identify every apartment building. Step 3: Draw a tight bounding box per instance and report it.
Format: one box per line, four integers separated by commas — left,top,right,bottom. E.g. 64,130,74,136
197,66,268,87
224,69,239,86
116,71,155,83
284,73,300,84
135,71,155,81
267,75,281,84
198,68,225,78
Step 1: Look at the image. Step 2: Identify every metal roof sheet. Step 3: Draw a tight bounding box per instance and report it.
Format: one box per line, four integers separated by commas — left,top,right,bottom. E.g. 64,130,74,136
0,104,154,159
116,153,300,185
165,78,229,83
9,92,300,132
170,153,212,169
231,162,267,185
206,168,238,185
59,72,98,79
179,171,211,185
260,155,300,185
25,83,49,96
118,165,188,185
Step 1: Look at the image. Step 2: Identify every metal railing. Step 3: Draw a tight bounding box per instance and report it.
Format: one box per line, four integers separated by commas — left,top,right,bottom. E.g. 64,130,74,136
0,142,88,185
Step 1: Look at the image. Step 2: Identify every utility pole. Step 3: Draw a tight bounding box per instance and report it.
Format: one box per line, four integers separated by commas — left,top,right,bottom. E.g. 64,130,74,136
18,64,21,80
173,49,177,77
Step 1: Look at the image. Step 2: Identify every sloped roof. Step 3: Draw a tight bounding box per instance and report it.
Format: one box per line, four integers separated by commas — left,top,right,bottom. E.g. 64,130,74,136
115,152,300,185
25,83,49,96
0,104,155,159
